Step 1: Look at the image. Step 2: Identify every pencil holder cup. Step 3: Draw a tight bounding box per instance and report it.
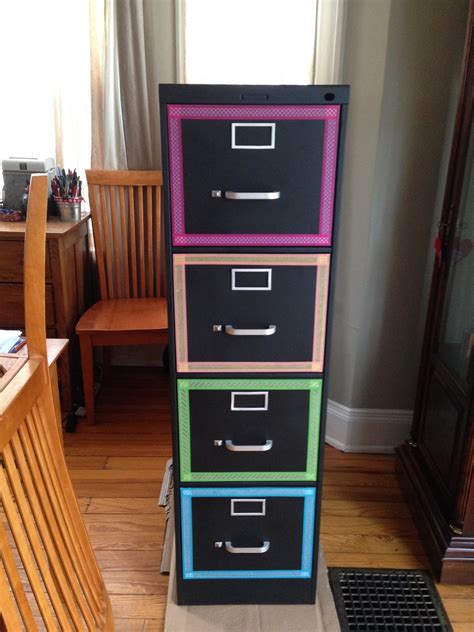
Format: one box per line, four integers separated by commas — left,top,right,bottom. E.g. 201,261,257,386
54,197,82,222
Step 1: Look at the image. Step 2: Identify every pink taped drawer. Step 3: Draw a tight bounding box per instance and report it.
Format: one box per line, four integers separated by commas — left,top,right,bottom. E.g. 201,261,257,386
173,253,330,373
167,104,340,247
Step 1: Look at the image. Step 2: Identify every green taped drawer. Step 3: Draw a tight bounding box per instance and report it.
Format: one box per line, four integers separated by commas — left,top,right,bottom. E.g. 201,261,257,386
177,379,322,483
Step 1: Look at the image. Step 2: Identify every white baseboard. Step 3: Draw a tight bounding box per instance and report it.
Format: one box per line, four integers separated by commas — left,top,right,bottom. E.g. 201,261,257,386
325,399,413,453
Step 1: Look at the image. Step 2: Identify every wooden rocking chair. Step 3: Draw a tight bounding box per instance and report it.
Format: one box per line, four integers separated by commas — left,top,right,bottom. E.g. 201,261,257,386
0,175,114,630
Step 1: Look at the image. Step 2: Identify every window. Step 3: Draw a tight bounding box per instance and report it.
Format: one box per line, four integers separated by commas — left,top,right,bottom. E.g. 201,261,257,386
0,0,91,195
182,0,318,84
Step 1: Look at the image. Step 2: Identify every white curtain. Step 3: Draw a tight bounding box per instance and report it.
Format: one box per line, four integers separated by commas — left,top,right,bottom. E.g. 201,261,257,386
89,0,129,170
0,0,92,187
93,0,168,170
178,0,346,85
313,0,346,84
0,0,166,182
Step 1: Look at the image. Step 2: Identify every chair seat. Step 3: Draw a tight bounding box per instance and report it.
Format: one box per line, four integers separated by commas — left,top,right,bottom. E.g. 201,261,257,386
76,298,168,334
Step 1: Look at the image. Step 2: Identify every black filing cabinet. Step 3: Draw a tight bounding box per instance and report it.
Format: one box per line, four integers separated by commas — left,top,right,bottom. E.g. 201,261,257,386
160,84,349,604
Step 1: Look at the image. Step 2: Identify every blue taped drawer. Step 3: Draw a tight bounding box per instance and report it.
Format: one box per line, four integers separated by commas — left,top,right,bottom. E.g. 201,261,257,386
180,487,316,580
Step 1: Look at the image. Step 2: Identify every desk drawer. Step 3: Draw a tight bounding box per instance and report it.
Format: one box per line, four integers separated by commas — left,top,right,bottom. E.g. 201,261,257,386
0,240,52,282
0,283,55,329
167,104,340,247
173,254,330,373
180,487,316,580
177,379,322,482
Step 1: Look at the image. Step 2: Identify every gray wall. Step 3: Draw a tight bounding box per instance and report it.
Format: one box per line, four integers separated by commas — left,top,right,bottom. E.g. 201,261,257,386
329,0,468,410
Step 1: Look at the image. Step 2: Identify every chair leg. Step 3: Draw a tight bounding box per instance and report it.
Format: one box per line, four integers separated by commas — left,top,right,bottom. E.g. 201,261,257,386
79,334,95,425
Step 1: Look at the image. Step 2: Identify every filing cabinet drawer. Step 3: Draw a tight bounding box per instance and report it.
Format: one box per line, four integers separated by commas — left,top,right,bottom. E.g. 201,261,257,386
173,253,330,373
177,378,322,482
167,104,340,247
180,487,316,580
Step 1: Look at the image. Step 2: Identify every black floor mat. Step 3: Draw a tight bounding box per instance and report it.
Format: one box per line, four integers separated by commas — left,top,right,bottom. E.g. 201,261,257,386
328,568,453,632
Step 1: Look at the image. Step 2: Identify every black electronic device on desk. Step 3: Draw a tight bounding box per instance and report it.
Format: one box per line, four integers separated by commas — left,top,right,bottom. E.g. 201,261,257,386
160,84,349,605
1,157,55,216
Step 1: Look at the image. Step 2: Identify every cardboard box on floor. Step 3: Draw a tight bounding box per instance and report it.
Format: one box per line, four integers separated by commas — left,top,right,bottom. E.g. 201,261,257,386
164,544,341,632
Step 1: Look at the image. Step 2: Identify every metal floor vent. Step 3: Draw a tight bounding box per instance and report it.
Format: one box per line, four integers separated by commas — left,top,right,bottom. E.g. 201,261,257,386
328,568,452,632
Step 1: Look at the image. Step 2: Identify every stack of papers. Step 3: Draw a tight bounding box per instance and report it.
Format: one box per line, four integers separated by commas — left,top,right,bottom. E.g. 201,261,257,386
0,330,23,353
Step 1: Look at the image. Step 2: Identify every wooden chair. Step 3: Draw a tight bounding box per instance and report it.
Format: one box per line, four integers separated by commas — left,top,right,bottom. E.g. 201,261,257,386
0,174,113,630
76,171,168,425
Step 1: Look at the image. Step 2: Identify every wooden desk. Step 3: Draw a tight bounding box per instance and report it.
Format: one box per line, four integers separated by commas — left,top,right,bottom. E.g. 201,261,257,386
0,215,91,415
0,339,69,439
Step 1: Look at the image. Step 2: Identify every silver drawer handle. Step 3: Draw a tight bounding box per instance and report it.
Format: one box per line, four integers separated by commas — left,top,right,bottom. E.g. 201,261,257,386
224,325,276,336
214,541,270,554
211,190,280,200
214,440,273,452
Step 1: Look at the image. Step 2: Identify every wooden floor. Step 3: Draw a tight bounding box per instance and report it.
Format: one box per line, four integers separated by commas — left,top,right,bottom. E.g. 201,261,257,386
64,367,474,632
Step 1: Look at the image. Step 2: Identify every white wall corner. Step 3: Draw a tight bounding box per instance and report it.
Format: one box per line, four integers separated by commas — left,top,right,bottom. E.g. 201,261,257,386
325,400,412,453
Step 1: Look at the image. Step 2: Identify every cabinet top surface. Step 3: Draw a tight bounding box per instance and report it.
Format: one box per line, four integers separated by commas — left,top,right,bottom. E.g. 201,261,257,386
159,84,350,105
0,212,90,239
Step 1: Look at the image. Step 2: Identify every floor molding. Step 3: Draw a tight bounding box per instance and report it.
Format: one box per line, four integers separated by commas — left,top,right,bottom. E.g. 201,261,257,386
325,399,413,453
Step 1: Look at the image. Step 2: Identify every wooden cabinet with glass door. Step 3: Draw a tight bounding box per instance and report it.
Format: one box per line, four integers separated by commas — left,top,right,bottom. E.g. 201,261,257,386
396,8,474,584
